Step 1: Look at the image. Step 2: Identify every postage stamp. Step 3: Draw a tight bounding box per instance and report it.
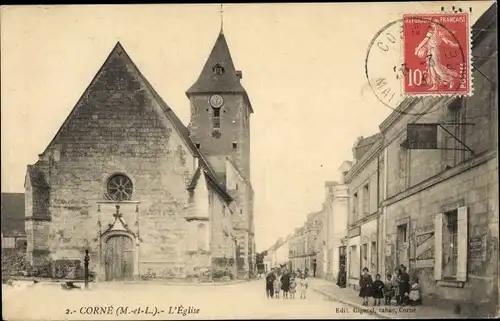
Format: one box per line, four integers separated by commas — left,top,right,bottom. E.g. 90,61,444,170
402,13,471,97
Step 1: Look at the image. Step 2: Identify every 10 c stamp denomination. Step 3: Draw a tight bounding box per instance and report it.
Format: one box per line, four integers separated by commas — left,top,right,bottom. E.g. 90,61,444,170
402,13,471,96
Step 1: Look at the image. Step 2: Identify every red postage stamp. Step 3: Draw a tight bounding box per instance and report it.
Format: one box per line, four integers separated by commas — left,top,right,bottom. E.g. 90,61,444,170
402,13,471,96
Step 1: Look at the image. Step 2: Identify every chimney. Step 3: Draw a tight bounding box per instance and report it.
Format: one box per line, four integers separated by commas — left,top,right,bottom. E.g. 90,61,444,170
236,70,243,80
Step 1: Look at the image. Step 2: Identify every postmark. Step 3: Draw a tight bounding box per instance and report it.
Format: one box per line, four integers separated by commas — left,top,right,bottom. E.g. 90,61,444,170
364,11,472,115
402,13,471,96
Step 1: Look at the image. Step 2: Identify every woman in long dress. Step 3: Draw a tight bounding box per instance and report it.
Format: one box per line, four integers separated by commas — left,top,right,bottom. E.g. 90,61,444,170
359,267,373,306
414,21,460,90
280,270,291,299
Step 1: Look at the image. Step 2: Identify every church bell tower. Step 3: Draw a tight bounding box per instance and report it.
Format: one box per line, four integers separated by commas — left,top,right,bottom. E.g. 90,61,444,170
185,15,255,277
185,29,253,184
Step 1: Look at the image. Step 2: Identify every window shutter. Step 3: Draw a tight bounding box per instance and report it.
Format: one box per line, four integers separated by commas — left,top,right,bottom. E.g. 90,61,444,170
434,213,443,281
457,206,468,282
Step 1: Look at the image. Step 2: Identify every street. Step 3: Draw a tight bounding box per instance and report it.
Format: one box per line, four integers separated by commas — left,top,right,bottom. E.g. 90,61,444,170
2,279,379,320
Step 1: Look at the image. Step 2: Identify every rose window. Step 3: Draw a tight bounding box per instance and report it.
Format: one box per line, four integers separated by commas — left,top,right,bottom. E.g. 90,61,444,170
106,174,133,201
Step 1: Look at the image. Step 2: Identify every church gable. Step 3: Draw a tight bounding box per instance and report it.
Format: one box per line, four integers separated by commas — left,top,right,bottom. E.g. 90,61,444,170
39,42,197,163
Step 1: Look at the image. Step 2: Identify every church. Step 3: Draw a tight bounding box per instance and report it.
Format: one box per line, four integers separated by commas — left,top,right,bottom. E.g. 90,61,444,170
24,27,255,281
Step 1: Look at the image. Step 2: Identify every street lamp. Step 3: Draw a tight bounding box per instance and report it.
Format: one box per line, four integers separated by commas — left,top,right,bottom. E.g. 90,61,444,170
84,249,90,289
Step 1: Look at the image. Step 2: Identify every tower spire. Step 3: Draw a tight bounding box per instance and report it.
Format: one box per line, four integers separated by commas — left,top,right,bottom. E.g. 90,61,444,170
219,4,224,34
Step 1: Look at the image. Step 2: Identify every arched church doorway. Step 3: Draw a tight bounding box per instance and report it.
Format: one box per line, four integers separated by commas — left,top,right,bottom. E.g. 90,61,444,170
105,235,134,281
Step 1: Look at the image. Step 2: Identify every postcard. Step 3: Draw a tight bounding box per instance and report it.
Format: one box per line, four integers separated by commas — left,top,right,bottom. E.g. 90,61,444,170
1,2,498,320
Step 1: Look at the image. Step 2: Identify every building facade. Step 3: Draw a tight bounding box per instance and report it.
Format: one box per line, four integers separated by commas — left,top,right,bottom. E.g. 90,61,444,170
325,167,350,284
346,134,384,289
379,6,497,316
315,204,328,278
265,236,289,270
289,227,306,272
304,211,321,276
24,29,255,281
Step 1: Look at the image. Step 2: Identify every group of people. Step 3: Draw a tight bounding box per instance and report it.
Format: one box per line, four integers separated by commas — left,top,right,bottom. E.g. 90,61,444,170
265,268,309,300
358,265,421,306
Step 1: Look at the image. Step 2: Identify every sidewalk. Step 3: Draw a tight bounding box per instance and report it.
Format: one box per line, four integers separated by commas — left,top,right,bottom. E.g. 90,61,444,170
308,277,461,319
6,276,256,289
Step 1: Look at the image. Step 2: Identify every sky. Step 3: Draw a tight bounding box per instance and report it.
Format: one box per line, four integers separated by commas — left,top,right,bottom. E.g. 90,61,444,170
0,2,492,252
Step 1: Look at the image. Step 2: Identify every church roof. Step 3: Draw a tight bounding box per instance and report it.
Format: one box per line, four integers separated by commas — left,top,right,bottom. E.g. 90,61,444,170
187,167,232,202
186,32,245,94
186,32,254,113
111,43,231,197
1,193,26,237
36,41,228,200
27,165,50,188
225,157,254,194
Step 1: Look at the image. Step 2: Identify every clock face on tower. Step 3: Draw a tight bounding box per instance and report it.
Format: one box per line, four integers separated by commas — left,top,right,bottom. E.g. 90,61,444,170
209,94,224,108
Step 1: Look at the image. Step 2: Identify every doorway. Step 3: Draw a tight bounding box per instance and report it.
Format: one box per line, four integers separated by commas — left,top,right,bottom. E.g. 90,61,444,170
396,223,409,268
338,246,347,287
105,235,134,281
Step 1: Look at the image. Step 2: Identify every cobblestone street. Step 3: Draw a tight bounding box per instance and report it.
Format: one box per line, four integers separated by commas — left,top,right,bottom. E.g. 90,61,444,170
2,279,378,320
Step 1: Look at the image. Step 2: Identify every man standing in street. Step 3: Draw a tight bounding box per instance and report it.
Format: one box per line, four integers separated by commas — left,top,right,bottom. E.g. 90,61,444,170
266,268,276,299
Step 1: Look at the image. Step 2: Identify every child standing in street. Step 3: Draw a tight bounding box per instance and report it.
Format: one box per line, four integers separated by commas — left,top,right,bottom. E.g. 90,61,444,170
273,275,282,299
383,274,394,306
393,268,401,305
371,274,385,306
299,274,309,299
409,276,421,306
289,277,297,299
359,267,373,306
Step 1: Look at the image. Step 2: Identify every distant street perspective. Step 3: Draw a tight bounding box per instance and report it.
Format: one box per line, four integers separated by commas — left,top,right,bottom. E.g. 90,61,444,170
3,279,378,320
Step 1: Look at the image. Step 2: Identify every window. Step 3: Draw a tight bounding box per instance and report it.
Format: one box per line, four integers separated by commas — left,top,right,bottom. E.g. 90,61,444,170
235,183,238,190
443,102,467,168
363,184,370,215
443,210,458,277
371,241,377,270
349,245,359,278
106,174,133,201
362,243,368,263
233,142,238,149
398,143,409,191
195,143,200,149
212,107,221,129
213,63,225,76
434,207,468,282
240,209,243,214
397,224,408,243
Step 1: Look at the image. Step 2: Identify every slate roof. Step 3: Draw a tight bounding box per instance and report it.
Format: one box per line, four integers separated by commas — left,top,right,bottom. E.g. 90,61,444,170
225,157,254,194
34,41,231,202
186,32,254,113
187,167,232,202
113,43,234,201
354,133,382,161
1,193,26,237
355,133,382,149
187,31,246,94
27,165,50,188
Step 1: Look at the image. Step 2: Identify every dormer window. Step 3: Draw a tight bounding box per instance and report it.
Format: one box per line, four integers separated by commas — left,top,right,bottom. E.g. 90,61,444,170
213,63,225,76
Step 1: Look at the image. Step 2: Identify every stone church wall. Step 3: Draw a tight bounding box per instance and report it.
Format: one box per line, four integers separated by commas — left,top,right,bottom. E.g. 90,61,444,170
31,52,200,279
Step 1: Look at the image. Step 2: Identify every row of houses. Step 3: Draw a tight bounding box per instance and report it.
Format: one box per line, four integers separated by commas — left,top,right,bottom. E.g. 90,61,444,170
266,5,498,316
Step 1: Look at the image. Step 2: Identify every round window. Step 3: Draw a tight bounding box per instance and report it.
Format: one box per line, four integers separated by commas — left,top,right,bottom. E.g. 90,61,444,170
106,174,133,201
